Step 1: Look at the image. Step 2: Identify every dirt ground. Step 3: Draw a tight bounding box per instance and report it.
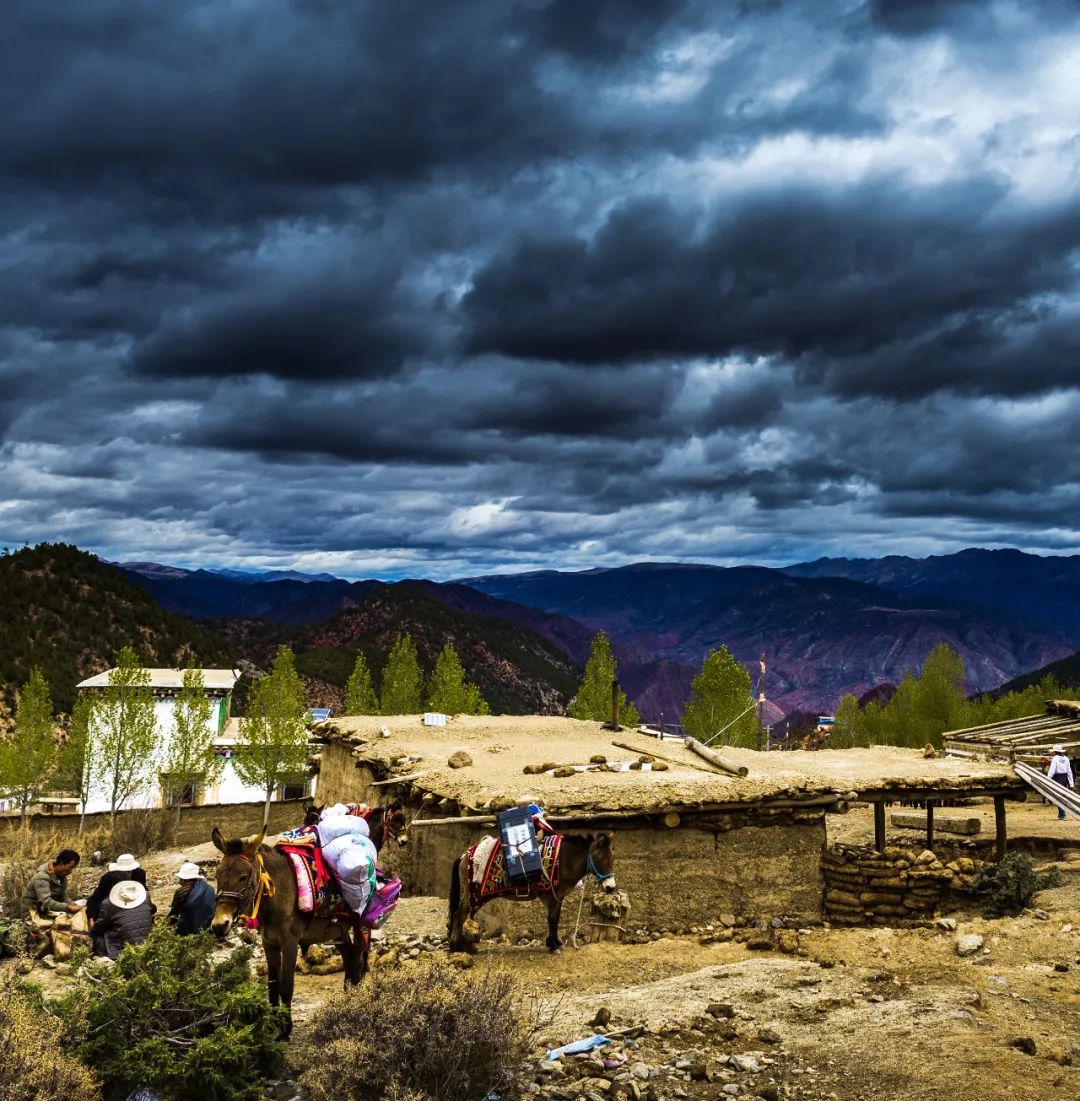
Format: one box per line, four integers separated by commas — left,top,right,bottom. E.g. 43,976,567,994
9,809,1080,1101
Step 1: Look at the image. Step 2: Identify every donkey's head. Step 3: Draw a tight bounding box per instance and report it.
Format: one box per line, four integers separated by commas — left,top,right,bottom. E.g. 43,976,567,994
386,801,409,848
302,803,324,827
210,826,265,938
587,831,617,893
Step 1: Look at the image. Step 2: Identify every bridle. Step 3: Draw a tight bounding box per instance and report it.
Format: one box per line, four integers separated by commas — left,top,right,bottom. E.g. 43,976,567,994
587,851,615,886
216,850,274,928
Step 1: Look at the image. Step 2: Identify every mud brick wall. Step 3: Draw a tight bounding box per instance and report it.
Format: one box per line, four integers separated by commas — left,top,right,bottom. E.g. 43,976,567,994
409,812,827,939
21,799,309,849
821,843,985,927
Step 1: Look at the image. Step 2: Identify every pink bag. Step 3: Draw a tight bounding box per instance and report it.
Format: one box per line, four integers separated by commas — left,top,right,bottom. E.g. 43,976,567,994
359,875,401,928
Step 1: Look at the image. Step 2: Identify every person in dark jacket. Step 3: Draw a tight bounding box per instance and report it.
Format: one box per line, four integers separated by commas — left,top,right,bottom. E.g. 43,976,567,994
86,853,149,927
92,881,155,960
168,863,216,935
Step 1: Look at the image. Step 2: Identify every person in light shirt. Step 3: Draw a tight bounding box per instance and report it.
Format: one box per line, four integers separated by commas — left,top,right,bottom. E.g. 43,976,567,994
1046,744,1075,822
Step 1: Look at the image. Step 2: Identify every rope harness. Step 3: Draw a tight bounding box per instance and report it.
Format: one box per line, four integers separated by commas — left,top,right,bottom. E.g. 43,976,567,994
217,850,275,929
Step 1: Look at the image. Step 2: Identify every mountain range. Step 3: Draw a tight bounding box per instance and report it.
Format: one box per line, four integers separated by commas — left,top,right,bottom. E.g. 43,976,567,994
113,548,1080,719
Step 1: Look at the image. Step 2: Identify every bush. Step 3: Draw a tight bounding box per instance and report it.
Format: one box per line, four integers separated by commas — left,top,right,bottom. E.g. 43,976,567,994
974,852,1061,917
296,960,542,1101
0,981,100,1100
107,807,176,858
57,925,286,1101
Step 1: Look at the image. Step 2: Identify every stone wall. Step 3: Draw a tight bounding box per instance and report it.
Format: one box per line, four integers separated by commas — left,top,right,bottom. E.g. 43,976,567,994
821,843,986,926
18,799,309,849
410,812,827,938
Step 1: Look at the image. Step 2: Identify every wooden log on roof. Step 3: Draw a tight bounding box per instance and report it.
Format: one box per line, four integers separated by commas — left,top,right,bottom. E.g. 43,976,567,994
684,737,749,777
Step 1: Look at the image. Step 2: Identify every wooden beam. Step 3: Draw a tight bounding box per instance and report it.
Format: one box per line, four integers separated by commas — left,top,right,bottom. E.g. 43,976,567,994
874,801,886,853
925,799,934,850
994,795,1007,861
610,740,718,775
684,737,749,777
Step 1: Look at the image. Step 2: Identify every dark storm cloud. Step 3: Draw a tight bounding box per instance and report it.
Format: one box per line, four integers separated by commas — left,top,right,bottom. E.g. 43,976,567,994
3,0,1080,570
466,180,1080,399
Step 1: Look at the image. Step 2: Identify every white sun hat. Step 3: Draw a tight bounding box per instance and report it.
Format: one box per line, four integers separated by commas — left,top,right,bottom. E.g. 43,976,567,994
176,862,203,880
108,853,140,873
1052,744,1067,754
108,881,148,910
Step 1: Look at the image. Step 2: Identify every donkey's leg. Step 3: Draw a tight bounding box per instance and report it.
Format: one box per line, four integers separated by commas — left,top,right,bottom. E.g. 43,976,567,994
544,895,565,952
264,937,283,1008
448,856,467,953
277,934,300,1038
340,926,361,987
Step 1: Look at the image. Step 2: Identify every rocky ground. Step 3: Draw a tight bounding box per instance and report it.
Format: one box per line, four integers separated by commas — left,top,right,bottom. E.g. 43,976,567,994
8,804,1080,1101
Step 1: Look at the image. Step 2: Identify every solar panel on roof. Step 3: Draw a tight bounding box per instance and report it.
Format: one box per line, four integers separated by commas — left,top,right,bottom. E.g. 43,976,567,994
309,708,332,722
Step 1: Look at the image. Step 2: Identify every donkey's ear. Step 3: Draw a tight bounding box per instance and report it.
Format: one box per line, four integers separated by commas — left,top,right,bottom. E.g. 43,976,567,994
211,827,226,853
248,829,266,851
596,831,615,847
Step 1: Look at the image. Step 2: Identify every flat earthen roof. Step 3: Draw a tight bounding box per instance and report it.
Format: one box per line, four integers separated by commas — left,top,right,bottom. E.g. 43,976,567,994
314,715,1024,816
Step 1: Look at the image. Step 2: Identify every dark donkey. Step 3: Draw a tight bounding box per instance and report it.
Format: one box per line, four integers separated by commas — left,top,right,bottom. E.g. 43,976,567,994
303,802,409,853
448,831,617,954
210,827,369,1037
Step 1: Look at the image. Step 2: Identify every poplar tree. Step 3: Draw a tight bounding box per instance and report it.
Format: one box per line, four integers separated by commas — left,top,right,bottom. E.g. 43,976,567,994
568,632,640,726
161,665,222,827
234,646,310,826
61,693,98,834
344,652,379,715
95,647,158,825
380,635,423,714
426,641,491,715
0,667,58,825
681,646,759,748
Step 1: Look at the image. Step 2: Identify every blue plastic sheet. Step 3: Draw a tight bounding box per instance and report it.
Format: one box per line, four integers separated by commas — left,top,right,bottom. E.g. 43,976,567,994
546,1034,610,1060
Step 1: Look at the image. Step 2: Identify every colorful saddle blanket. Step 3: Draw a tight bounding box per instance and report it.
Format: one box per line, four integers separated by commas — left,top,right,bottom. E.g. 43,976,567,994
277,840,335,914
467,833,562,915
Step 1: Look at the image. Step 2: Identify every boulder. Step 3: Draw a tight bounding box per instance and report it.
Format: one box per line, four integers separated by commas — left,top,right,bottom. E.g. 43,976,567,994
955,933,984,957
447,750,473,769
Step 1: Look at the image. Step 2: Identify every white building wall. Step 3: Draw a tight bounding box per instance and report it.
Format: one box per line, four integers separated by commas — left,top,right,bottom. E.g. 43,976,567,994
81,692,305,814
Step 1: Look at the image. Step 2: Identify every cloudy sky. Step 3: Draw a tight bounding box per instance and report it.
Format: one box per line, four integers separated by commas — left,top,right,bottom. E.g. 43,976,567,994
3,0,1080,579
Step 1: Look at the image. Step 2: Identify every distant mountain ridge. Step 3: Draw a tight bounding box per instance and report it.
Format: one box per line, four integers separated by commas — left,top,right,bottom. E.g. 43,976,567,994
105,547,1080,719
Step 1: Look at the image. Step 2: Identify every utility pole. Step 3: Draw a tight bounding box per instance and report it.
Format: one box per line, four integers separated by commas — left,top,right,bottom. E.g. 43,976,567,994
756,653,767,751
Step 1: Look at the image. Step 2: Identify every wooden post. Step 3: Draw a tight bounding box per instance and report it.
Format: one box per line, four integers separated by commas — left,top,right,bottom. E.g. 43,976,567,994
684,737,750,777
994,794,1007,861
874,801,886,853
925,799,934,851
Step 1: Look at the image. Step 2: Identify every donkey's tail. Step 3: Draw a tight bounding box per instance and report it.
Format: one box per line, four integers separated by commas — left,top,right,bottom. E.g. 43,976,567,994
448,855,462,935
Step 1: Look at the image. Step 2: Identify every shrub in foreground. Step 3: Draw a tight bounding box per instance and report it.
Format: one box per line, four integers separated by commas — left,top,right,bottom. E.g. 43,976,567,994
59,925,286,1101
296,959,540,1101
0,983,100,1101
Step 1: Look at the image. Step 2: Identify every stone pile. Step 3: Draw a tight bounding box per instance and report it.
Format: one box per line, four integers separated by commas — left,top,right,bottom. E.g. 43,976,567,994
821,844,986,927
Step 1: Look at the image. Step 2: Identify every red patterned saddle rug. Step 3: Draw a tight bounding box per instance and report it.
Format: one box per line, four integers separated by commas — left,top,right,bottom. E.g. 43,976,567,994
467,833,562,916
277,840,335,914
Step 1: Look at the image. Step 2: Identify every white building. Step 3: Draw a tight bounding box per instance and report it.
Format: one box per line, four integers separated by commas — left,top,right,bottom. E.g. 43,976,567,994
75,667,315,813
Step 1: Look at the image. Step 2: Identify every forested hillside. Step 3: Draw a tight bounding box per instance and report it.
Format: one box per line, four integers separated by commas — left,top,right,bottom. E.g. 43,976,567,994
0,544,234,714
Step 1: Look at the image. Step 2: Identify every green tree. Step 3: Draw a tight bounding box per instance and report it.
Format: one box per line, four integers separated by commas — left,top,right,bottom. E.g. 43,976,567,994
568,632,640,726
830,693,865,749
344,652,379,715
161,665,223,827
59,693,98,834
233,647,310,826
380,635,423,715
426,641,490,715
681,645,759,748
0,667,58,825
95,646,159,825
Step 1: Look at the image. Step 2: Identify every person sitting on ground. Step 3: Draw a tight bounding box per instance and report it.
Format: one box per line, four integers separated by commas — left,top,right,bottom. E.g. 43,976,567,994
20,849,83,920
91,880,155,960
168,863,216,935
1047,744,1075,822
85,853,148,929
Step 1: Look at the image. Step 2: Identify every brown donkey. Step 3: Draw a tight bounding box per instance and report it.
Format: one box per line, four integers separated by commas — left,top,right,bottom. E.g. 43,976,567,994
210,827,368,1036
447,831,617,954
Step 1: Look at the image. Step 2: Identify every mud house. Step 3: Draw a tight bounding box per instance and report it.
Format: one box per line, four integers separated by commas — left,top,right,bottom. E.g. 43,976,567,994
75,666,315,814
311,715,1025,936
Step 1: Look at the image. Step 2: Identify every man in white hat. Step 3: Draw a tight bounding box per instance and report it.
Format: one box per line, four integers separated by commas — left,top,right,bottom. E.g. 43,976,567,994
85,853,148,931
1046,745,1074,821
91,880,155,960
168,863,216,935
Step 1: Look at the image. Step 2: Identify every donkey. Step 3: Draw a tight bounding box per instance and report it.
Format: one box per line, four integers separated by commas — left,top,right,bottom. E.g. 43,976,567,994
302,802,409,852
210,827,369,1037
447,831,616,954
